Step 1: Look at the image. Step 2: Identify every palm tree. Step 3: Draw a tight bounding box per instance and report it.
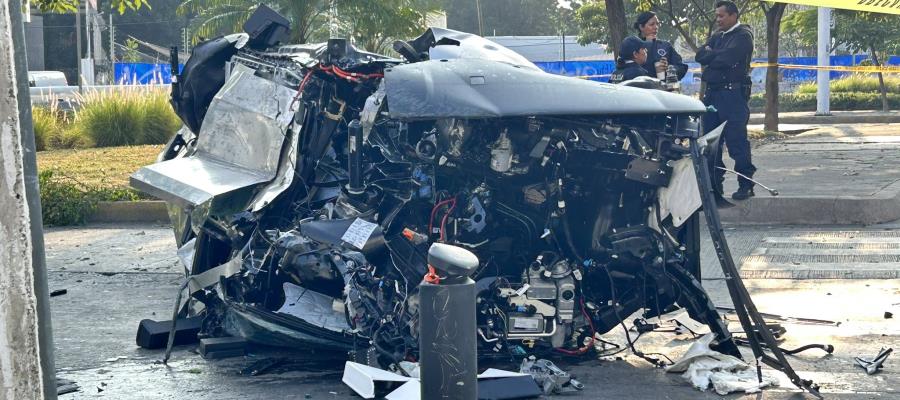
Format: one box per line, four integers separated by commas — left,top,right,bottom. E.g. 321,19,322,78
178,0,444,51
177,0,330,44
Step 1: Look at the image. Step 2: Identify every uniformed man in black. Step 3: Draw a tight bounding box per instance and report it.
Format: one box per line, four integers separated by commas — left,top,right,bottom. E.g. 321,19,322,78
609,36,653,84
697,0,756,201
633,11,688,81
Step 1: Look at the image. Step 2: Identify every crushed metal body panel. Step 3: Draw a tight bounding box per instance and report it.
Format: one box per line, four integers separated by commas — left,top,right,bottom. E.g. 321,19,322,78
130,67,295,207
131,7,819,397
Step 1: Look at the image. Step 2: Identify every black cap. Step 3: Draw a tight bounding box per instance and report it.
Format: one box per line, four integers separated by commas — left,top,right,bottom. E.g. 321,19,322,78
618,36,650,60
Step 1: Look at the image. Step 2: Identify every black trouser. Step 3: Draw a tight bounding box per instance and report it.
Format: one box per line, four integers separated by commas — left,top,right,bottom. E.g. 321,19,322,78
703,86,756,193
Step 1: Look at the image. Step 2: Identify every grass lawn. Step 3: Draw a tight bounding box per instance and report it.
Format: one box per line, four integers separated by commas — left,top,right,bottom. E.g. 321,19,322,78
37,145,164,191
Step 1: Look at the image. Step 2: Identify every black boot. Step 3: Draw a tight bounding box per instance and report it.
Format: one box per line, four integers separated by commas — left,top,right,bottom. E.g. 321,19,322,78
732,186,755,201
714,192,735,208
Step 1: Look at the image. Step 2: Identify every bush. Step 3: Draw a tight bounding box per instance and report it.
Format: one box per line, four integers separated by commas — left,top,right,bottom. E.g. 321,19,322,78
30,106,58,151
140,89,182,145
74,89,146,147
73,87,179,148
38,168,143,226
39,169,100,226
751,92,900,112
796,74,900,95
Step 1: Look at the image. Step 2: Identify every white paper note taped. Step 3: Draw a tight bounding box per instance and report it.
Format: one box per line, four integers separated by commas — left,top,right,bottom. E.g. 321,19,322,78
341,218,379,250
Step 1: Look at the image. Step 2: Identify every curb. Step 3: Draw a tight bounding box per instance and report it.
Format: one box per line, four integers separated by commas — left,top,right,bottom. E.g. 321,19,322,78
88,201,170,223
748,113,900,125
718,191,900,225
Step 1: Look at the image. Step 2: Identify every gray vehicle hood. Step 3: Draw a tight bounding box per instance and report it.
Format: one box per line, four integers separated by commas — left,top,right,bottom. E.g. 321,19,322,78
383,58,707,120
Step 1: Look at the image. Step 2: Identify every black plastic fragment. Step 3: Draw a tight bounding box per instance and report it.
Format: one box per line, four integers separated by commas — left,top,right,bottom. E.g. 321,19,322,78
136,317,202,349
199,337,247,358
477,376,542,400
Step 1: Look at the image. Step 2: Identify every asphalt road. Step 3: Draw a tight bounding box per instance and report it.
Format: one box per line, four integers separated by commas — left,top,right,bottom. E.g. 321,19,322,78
45,223,898,399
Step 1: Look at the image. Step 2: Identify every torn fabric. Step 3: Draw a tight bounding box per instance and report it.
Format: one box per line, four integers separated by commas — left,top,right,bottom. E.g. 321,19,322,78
667,334,779,395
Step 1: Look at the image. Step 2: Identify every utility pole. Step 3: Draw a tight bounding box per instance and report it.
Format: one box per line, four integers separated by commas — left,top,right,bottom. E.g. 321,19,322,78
1,0,57,399
109,13,115,83
76,2,82,90
816,7,831,116
85,1,91,61
475,0,484,36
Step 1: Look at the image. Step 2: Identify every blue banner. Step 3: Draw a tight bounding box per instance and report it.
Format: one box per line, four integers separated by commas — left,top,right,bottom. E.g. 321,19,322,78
114,63,183,85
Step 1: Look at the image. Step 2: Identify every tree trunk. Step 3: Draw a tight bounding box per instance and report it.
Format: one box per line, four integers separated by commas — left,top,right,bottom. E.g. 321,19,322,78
871,49,889,112
764,4,786,132
605,0,627,59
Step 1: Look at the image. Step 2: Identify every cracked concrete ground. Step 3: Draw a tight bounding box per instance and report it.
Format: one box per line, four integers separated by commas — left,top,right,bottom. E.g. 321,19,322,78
46,223,898,399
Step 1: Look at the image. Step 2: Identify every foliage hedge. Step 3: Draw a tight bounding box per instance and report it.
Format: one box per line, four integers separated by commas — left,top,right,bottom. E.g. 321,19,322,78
751,92,900,112
796,75,900,95
39,169,140,226
74,87,181,147
32,86,180,151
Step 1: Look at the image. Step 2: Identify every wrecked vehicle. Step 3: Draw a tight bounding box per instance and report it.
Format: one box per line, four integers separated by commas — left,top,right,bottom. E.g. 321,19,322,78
131,6,820,397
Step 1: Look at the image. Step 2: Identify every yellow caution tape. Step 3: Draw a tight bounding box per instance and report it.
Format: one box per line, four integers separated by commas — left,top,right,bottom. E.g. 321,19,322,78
569,63,899,80
750,63,900,73
774,0,900,15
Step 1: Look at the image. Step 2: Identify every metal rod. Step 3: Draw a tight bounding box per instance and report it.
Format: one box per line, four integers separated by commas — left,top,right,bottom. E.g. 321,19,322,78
715,166,779,196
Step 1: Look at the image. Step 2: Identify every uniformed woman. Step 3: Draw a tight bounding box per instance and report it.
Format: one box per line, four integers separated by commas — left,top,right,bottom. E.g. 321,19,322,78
609,36,652,84
634,11,688,81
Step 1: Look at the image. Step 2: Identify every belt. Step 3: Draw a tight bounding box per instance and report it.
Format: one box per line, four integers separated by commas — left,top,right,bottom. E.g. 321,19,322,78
705,82,742,90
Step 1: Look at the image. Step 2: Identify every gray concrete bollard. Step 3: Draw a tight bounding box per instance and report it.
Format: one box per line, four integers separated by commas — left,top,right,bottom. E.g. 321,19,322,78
419,243,479,400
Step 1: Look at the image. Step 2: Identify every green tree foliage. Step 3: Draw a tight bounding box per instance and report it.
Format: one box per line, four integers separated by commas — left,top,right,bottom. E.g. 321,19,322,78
177,0,328,44
575,1,607,46
32,0,149,13
177,0,441,50
832,10,900,111
780,7,817,54
445,0,578,36
332,0,443,53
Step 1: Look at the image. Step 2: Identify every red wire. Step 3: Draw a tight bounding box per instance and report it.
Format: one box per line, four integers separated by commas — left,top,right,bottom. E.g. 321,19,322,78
289,68,316,110
439,198,457,241
555,299,596,355
318,64,384,83
428,198,454,236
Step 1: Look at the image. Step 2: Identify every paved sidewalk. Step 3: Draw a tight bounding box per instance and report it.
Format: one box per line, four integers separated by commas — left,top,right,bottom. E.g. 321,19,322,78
749,110,900,125
720,123,900,225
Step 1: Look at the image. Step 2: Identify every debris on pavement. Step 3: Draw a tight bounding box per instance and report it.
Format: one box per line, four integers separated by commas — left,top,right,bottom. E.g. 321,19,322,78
342,361,540,400
56,377,79,395
199,336,247,359
667,334,780,395
519,356,584,394
241,358,286,377
103,356,128,363
855,348,893,375
50,288,68,297
717,306,840,327
135,316,202,349
885,312,893,319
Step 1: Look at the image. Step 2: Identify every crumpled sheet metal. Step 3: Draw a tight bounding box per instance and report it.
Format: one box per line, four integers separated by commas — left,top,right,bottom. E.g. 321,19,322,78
667,334,780,395
130,66,296,207
276,283,350,332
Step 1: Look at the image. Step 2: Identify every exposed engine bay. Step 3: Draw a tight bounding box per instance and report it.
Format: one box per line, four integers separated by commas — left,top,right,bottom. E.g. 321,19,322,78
131,6,820,397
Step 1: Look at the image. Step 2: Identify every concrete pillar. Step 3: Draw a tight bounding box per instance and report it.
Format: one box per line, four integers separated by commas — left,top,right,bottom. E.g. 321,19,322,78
0,0,56,398
816,7,831,116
